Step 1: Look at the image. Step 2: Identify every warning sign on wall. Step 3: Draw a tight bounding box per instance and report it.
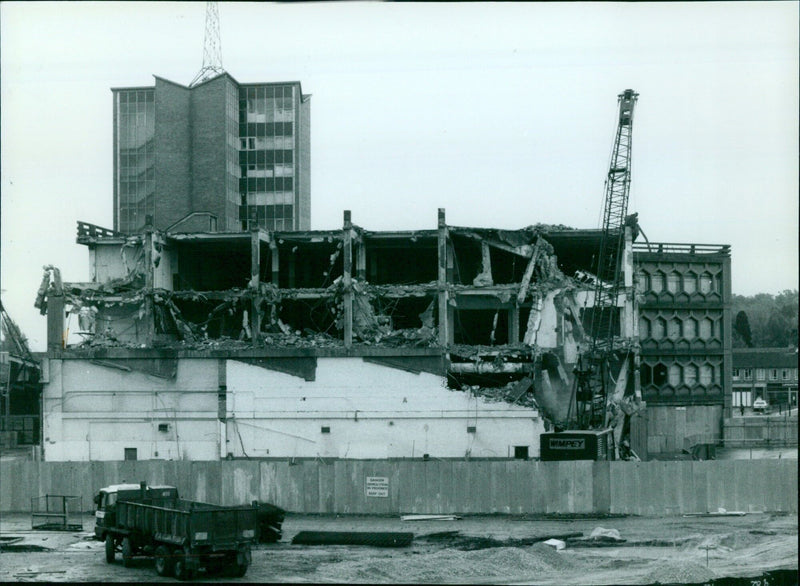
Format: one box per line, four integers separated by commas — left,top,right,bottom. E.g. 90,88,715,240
365,476,389,498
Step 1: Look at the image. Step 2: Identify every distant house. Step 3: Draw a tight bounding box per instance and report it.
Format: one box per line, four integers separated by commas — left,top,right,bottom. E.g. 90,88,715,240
731,348,798,409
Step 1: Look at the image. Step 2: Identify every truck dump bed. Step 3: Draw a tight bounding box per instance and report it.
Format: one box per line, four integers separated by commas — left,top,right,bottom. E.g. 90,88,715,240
116,499,258,550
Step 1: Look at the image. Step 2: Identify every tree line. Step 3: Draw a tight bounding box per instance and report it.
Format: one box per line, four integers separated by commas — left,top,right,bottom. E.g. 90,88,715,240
732,289,798,349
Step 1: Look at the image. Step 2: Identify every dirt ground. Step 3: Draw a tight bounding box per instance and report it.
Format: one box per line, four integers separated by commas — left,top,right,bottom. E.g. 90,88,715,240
0,512,796,584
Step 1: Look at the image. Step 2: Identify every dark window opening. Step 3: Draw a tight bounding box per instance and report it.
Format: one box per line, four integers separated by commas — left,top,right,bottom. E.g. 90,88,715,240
514,446,529,460
365,243,437,285
321,426,331,434
446,371,527,390
278,242,343,288
488,246,528,285
454,309,509,346
450,236,484,285
275,299,337,339
652,363,668,386
124,448,137,461
168,298,247,340
174,243,251,291
372,296,436,331
640,363,652,386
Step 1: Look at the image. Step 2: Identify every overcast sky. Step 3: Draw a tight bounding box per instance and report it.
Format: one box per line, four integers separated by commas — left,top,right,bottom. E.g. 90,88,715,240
2,1,798,351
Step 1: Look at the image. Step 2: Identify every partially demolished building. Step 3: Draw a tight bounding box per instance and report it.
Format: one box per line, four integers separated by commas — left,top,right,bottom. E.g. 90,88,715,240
36,211,731,461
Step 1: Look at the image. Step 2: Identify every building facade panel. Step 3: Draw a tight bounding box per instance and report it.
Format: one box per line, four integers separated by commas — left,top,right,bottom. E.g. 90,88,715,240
634,247,731,409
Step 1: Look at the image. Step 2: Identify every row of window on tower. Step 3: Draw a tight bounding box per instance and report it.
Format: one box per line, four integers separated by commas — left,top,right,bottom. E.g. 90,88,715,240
733,368,798,382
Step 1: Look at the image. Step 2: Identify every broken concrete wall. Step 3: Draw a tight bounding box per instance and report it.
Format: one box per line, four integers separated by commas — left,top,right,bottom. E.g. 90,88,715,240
150,233,175,290
85,237,147,286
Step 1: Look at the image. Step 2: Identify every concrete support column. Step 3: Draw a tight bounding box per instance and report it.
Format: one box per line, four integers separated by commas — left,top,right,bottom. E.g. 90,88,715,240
343,211,353,347
623,226,642,400
621,226,635,339
356,239,366,282
218,359,227,459
142,230,156,345
250,229,261,345
437,208,450,347
46,293,65,353
509,306,520,345
447,241,455,345
270,238,279,286
722,252,733,418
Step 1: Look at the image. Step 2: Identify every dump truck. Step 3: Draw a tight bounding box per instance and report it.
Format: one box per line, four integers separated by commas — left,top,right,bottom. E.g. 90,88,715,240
94,482,258,580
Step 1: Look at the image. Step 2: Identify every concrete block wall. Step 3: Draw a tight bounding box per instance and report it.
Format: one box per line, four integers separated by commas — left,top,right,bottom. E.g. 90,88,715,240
2,459,796,515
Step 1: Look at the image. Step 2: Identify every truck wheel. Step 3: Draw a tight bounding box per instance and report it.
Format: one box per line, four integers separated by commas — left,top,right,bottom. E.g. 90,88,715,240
121,537,133,568
231,560,249,578
154,546,173,577
230,554,250,578
104,534,115,563
173,549,193,581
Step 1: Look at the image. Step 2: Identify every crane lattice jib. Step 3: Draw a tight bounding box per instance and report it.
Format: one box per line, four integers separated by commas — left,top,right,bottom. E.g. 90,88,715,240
589,89,638,353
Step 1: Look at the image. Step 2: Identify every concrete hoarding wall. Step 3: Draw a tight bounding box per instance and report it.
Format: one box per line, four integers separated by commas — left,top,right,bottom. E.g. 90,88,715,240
1,460,796,515
723,417,798,447
645,405,722,455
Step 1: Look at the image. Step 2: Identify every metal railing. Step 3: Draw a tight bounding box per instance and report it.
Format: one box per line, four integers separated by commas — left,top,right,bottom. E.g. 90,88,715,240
31,495,83,531
633,242,730,255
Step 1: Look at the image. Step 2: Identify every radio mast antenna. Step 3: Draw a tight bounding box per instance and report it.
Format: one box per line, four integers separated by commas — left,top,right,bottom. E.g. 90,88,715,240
189,2,225,87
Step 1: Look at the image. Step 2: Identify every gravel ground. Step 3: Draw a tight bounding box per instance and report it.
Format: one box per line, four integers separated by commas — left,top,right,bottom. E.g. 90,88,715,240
0,512,796,584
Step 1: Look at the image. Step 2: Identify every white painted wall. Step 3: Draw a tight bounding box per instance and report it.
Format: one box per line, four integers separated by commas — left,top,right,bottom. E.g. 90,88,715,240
225,358,544,459
42,359,220,461
43,356,546,461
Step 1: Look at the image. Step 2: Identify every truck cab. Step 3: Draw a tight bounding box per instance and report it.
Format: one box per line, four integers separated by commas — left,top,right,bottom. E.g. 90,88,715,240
94,483,178,541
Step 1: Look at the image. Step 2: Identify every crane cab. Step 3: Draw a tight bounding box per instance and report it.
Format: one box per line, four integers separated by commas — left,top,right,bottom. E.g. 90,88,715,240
540,429,616,461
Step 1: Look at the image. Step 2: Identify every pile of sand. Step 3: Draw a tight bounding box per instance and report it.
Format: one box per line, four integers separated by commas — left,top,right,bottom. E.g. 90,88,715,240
314,544,571,583
645,561,716,584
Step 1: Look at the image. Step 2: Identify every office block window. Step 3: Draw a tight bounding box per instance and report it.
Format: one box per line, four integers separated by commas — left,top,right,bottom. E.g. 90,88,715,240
116,90,155,233
238,84,298,231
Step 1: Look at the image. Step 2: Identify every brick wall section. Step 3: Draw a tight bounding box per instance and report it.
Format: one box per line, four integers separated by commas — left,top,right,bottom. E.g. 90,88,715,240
154,77,192,231
190,76,229,225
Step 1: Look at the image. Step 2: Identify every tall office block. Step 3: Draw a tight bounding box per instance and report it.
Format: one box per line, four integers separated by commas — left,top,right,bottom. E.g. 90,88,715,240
113,73,310,234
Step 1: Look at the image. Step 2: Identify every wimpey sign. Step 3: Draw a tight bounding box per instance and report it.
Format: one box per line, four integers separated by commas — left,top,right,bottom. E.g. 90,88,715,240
549,438,586,450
